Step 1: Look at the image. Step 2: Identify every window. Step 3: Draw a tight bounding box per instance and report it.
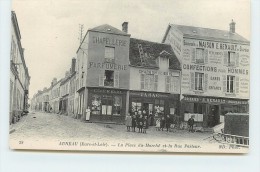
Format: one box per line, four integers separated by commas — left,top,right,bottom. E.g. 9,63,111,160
113,96,122,116
195,72,204,91
228,52,236,66
91,94,101,115
132,101,142,113
100,70,119,87
104,70,114,87
101,95,113,115
154,99,164,116
227,75,235,93
196,48,204,63
105,47,115,62
140,74,158,91
166,76,178,92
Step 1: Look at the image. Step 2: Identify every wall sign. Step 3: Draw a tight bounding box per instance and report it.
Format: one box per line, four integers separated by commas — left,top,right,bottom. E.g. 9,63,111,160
89,62,128,70
93,36,126,47
130,91,169,98
183,96,248,105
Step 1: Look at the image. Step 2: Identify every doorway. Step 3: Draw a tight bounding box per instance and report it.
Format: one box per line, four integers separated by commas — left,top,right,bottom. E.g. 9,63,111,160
208,105,220,127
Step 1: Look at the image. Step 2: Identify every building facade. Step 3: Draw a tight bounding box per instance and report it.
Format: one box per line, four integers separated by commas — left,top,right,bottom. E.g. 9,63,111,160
162,21,250,127
10,11,30,124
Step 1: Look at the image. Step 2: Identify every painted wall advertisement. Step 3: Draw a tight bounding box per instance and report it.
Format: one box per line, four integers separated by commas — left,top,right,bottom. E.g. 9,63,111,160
181,38,250,99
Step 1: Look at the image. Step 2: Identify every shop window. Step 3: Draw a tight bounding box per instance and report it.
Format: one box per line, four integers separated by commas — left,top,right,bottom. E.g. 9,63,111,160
194,103,204,114
154,99,164,116
195,72,204,91
227,75,235,93
140,74,158,91
113,96,122,116
105,46,115,63
91,94,101,115
102,95,113,115
132,101,142,113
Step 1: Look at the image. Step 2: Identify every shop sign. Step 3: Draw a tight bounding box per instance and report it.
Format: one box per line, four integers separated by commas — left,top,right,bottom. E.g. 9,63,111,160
130,91,169,98
183,96,248,105
138,69,179,76
92,88,124,95
89,62,128,70
92,36,127,47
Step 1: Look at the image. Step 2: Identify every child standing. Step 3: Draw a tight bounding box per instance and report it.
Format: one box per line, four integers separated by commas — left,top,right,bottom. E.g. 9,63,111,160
125,113,132,132
143,116,148,134
155,118,160,131
138,115,143,133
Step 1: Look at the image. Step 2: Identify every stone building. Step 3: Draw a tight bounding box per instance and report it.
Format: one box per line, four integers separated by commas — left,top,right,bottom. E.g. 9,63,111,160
162,20,250,127
10,11,30,124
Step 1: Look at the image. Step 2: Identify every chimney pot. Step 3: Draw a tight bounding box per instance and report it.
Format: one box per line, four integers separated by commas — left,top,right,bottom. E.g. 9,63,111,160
229,19,236,33
122,22,128,33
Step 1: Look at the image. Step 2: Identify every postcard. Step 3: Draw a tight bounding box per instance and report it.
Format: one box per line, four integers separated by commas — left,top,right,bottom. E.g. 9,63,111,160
9,0,250,153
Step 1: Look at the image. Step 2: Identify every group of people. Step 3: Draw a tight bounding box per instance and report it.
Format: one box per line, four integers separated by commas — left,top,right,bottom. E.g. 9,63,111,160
125,112,174,133
125,114,148,133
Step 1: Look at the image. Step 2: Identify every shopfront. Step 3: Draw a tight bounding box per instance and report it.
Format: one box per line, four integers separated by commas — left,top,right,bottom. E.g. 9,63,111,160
129,91,180,125
182,95,249,127
87,88,127,123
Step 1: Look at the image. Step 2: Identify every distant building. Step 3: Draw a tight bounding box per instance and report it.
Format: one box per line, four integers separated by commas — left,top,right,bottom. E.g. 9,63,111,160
10,11,30,124
162,20,250,127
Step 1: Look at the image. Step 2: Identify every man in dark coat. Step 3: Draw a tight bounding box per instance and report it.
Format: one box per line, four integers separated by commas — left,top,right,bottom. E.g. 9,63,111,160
165,115,171,132
188,116,195,132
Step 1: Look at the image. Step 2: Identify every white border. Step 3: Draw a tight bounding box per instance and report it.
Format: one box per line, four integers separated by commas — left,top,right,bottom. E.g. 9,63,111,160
0,0,259,171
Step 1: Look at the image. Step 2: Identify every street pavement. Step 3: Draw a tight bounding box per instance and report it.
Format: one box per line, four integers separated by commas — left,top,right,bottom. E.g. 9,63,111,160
10,111,215,144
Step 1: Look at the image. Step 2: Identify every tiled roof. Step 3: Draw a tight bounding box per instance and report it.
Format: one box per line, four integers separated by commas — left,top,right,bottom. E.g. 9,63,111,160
129,38,181,70
89,24,129,36
163,24,249,43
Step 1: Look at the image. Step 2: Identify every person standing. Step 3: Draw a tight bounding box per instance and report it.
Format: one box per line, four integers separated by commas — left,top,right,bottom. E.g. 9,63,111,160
138,115,143,133
155,118,160,131
160,116,165,131
131,114,137,132
188,116,195,132
86,106,91,121
165,115,171,132
143,116,148,134
125,113,132,132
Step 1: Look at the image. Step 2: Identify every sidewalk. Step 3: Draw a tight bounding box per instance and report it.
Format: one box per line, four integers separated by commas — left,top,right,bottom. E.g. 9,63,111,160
9,112,31,134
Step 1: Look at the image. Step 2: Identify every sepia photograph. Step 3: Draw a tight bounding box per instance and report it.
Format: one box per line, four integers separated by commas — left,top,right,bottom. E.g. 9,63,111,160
9,0,250,153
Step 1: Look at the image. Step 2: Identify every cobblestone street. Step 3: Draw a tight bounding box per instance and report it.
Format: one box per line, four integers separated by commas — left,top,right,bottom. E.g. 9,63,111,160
8,111,229,152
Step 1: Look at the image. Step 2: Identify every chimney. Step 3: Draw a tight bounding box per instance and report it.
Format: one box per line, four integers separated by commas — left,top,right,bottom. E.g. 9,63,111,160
122,22,128,33
51,78,57,86
229,19,236,33
65,71,70,77
71,58,76,74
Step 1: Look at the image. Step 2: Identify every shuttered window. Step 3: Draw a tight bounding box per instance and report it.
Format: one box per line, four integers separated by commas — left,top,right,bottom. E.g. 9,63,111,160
141,74,157,91
227,75,235,93
166,76,179,92
192,48,208,64
224,51,239,67
114,71,119,88
195,72,204,91
105,47,115,62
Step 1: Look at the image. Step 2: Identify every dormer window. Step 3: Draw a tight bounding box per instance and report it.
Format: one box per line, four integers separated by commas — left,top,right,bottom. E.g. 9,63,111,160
158,50,170,70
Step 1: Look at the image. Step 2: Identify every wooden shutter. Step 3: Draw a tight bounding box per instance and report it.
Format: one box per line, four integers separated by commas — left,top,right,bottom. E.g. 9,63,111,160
114,71,119,88
190,72,195,91
204,74,208,92
224,51,228,66
204,49,208,64
191,48,196,63
140,74,145,90
222,75,227,93
235,76,240,94
154,74,158,91
236,53,240,67
165,76,170,92
99,74,104,86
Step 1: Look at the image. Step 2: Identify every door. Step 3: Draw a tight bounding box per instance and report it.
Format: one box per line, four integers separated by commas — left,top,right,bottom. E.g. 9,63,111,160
208,105,220,127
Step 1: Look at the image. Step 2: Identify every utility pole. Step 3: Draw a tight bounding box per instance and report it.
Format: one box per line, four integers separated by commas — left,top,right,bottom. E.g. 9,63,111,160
78,24,84,44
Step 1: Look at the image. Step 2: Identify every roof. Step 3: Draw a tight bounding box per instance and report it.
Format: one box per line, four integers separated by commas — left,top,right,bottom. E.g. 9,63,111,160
89,24,129,36
162,24,249,44
129,38,181,70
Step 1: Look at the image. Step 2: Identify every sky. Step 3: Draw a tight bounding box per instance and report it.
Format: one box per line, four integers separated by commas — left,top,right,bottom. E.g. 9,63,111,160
12,0,250,99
